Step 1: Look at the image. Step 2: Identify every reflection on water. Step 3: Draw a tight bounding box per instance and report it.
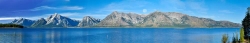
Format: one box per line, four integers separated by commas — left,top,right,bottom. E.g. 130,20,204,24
0,32,22,43
0,28,239,43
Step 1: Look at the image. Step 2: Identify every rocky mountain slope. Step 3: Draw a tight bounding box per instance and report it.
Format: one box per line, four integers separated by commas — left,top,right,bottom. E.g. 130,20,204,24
96,11,145,27
97,11,241,27
78,16,101,27
11,18,35,27
31,18,47,27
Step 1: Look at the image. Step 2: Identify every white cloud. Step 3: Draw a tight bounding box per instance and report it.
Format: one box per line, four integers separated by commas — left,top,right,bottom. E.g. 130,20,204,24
143,9,147,13
0,17,21,20
219,10,233,13
61,6,83,10
31,6,84,11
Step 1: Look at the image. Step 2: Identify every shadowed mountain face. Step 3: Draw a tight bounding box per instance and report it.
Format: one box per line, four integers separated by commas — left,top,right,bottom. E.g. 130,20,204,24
97,11,241,27
11,18,35,27
10,11,241,28
31,18,47,27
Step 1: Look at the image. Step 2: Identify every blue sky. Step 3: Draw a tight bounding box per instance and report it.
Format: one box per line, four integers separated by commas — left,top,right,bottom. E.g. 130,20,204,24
0,0,249,23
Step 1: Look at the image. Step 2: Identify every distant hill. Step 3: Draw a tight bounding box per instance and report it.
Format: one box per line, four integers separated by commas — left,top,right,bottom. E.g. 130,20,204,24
9,11,241,28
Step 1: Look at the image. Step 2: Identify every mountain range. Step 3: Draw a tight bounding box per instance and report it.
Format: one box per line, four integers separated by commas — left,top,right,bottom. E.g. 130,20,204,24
10,11,241,28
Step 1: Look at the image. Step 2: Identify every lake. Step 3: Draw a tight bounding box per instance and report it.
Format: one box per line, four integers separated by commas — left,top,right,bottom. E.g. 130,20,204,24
0,28,240,43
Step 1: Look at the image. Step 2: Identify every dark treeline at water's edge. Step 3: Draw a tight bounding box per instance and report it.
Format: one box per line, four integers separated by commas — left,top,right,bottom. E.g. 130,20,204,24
0,24,24,28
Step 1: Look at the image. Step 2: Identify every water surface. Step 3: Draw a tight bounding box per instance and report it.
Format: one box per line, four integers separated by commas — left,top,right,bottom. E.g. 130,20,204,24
0,28,239,43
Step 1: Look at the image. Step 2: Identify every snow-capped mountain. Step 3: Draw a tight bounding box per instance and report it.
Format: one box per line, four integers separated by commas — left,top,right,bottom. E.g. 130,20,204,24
11,18,35,27
78,16,101,27
9,12,241,28
44,13,80,27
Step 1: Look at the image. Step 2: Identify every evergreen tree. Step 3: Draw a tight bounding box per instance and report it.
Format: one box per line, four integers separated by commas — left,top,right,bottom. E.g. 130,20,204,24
242,7,250,38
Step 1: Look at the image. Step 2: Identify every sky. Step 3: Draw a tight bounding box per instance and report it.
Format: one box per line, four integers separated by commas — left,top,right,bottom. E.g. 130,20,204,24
0,0,249,23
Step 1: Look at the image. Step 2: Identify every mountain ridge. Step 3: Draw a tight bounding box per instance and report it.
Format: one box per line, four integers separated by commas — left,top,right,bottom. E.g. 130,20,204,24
10,11,241,28
97,11,241,27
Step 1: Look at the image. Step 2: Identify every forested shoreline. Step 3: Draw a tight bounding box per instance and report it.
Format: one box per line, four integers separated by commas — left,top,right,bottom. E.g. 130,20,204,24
0,24,24,28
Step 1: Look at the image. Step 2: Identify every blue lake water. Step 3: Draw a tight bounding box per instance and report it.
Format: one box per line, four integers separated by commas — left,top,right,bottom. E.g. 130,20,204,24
0,28,240,43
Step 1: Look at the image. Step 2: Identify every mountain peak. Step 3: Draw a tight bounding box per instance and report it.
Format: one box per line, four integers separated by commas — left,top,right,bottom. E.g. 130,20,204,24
112,11,119,14
152,11,163,13
46,13,63,21
78,16,100,27
153,10,161,12
40,18,45,20
83,16,100,21
53,13,61,17
111,11,125,15
19,18,24,20
166,12,186,16
113,11,118,13
45,13,80,27
84,16,92,18
14,19,18,21
17,18,32,21
54,13,59,15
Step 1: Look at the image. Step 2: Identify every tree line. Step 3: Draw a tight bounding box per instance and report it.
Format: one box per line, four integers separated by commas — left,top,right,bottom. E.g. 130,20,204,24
0,23,24,28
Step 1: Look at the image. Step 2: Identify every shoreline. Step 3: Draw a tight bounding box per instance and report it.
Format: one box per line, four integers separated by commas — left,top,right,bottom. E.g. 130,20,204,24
23,27,241,29
0,27,23,28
